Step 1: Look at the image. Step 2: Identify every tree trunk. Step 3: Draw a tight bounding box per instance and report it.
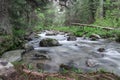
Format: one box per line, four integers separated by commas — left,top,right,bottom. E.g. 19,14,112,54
99,0,104,18
0,0,12,35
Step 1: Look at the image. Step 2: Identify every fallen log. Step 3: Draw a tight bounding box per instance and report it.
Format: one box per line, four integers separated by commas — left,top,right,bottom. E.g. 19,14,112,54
22,69,75,80
71,23,114,30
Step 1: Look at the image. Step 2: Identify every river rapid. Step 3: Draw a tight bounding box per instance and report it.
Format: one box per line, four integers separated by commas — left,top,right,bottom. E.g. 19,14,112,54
23,30,120,76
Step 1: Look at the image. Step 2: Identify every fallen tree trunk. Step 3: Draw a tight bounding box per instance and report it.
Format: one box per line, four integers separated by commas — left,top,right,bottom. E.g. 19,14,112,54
71,23,114,30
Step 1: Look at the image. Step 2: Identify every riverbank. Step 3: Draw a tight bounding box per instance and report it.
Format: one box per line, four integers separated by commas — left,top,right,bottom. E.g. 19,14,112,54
0,29,120,80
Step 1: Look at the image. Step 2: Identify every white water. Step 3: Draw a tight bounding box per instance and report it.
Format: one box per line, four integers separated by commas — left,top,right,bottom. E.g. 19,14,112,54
25,31,120,75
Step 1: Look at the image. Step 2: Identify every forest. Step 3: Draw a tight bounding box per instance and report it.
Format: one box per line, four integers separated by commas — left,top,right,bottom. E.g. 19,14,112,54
0,0,120,80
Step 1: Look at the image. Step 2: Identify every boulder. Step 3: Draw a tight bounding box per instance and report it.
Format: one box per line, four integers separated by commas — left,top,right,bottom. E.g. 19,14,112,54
45,30,59,36
24,32,36,41
67,36,77,41
89,34,101,41
45,31,57,36
2,50,25,62
39,38,60,47
24,43,34,52
97,48,105,52
86,59,99,67
0,60,16,77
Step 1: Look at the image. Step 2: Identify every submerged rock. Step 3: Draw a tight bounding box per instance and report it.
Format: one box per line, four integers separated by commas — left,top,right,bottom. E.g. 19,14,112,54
39,38,61,47
32,53,51,60
23,50,51,61
1,50,25,62
36,63,51,70
97,48,105,52
67,36,77,41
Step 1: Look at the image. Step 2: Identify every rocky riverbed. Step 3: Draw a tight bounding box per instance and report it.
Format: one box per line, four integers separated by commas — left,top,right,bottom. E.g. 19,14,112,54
1,30,120,76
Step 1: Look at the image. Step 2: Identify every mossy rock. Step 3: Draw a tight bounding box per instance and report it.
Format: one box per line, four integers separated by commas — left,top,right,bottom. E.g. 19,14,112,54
115,33,120,43
39,38,61,47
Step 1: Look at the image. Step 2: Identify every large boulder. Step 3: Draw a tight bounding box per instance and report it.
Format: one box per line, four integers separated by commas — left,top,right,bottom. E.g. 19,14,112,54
24,32,36,41
39,38,60,47
1,50,25,62
89,34,101,41
67,36,77,41
0,60,16,78
24,43,34,52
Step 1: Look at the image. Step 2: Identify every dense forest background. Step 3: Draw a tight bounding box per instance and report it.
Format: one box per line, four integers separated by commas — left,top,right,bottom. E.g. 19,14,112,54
0,0,120,54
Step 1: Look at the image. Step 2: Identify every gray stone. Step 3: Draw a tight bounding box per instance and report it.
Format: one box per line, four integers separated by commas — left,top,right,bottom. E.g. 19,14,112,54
45,31,58,36
2,50,25,62
24,43,34,52
67,36,77,41
97,48,105,52
0,60,16,77
24,32,36,41
39,38,60,47
86,59,99,67
89,33,101,41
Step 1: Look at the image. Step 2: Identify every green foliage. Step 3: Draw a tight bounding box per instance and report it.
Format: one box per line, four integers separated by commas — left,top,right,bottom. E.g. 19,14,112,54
0,35,24,55
95,17,120,28
28,64,34,70
49,26,120,39
95,0,120,27
98,68,107,73
0,35,13,55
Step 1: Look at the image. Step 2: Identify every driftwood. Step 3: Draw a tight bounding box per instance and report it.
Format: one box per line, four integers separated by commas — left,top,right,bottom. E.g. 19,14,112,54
71,23,114,30
22,69,75,80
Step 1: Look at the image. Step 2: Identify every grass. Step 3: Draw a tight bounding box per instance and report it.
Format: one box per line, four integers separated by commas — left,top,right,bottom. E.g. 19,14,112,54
46,77,65,80
45,26,120,39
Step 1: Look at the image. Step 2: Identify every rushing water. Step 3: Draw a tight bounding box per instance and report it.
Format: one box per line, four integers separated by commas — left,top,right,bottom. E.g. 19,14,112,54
23,31,120,76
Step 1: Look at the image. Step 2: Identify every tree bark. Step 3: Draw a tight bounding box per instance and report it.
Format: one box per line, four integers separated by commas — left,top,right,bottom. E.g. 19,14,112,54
0,0,12,35
99,0,104,18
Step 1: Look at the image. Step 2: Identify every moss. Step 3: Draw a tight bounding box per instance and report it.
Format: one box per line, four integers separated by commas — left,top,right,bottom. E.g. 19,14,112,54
0,35,24,56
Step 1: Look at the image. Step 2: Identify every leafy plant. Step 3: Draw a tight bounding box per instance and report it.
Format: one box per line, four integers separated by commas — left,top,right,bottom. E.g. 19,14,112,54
28,64,34,70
